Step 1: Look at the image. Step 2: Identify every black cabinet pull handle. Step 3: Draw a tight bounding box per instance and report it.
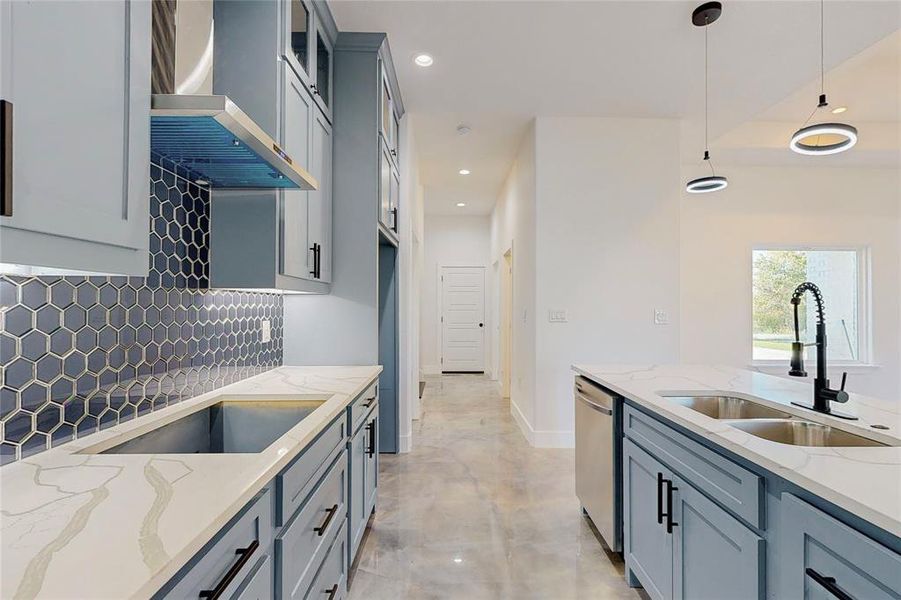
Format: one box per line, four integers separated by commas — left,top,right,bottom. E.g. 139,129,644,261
366,422,376,457
665,479,679,533
390,207,398,231
309,243,321,278
363,397,376,408
656,472,664,525
806,568,854,600
1,100,12,217
324,583,339,599
314,503,339,536
198,539,259,599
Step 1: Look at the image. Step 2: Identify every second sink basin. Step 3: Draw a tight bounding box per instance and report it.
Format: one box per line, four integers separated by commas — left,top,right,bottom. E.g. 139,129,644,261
667,395,793,420
729,419,888,447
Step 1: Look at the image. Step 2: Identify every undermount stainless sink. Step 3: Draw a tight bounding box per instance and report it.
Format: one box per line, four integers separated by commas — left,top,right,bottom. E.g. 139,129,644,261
84,398,325,455
728,419,889,448
666,395,793,420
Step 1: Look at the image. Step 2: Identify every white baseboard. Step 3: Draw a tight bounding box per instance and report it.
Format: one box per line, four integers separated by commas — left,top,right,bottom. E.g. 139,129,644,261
509,399,534,445
398,433,412,453
509,400,574,448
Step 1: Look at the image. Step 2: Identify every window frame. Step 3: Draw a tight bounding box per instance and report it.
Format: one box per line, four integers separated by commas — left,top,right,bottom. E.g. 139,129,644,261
749,244,872,368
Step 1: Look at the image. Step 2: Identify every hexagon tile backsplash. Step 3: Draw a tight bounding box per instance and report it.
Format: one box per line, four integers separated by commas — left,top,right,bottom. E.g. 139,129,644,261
0,163,284,464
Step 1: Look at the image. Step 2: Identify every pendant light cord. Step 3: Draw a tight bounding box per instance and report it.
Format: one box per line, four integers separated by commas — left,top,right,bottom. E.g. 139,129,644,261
820,0,825,96
802,0,827,127
703,15,716,176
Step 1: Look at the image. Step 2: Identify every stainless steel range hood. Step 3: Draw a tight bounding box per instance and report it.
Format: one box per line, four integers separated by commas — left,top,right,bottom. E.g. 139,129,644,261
150,0,316,190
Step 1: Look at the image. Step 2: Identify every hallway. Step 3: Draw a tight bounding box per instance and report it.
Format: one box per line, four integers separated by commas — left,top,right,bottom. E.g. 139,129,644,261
348,375,643,599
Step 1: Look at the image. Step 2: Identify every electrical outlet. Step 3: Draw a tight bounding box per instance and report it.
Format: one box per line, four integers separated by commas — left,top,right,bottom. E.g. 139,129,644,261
548,310,568,323
261,319,272,343
654,309,668,325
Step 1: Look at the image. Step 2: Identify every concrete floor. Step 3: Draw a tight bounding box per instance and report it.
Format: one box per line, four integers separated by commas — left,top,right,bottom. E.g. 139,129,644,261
348,374,645,599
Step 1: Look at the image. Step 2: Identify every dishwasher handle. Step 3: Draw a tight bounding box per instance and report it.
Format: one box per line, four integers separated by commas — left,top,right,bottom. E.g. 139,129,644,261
576,391,613,416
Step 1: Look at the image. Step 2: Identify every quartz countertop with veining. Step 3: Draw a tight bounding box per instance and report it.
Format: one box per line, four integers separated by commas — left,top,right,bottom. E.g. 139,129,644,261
0,366,381,600
572,364,901,540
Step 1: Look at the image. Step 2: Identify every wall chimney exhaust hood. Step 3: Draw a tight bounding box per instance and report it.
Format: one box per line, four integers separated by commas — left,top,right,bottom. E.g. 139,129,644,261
150,0,316,190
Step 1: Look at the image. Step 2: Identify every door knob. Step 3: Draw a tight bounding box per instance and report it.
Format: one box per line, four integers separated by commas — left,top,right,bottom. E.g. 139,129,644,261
479,323,484,327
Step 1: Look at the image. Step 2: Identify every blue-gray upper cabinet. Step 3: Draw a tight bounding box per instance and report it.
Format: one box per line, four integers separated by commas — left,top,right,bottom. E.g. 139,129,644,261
209,0,333,293
282,0,334,121
0,0,151,275
308,108,333,283
280,65,314,283
781,494,901,600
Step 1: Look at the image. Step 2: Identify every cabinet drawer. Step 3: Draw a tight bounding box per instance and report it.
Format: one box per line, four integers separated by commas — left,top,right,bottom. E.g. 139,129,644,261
306,521,348,600
159,489,273,599
782,494,901,600
623,404,763,529
233,554,273,600
276,450,347,600
348,384,378,435
277,416,347,524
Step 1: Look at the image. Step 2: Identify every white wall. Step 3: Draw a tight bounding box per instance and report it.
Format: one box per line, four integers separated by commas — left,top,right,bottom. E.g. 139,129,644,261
420,213,491,373
398,114,425,451
489,124,538,436
680,164,901,401
531,117,683,445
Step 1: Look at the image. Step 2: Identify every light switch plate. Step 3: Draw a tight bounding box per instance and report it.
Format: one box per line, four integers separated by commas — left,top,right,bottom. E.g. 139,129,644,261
548,310,568,323
261,319,272,343
654,309,668,325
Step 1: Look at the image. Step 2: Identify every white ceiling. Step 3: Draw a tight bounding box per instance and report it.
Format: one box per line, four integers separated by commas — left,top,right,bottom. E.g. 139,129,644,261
330,1,901,214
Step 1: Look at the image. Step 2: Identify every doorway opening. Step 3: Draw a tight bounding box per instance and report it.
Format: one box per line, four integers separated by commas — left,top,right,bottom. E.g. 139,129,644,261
500,248,513,398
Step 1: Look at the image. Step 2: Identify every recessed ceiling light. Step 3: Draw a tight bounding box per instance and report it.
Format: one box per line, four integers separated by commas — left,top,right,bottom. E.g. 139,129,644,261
414,53,434,67
458,169,470,175
456,202,466,207
831,106,847,114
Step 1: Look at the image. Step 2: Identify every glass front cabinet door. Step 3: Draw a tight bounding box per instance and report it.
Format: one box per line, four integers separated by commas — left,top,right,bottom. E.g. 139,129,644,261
283,0,333,120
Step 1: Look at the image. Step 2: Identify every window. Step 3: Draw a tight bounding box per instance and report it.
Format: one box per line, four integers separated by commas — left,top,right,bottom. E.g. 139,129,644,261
752,248,866,363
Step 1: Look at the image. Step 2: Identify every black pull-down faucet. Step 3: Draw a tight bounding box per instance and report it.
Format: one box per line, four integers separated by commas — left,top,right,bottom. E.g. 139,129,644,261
787,282,856,420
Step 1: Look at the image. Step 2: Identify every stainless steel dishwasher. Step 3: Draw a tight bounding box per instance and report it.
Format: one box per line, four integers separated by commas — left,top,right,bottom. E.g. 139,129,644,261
575,375,622,552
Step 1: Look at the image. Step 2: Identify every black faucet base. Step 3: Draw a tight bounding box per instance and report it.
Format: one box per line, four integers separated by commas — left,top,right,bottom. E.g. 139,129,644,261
790,401,859,421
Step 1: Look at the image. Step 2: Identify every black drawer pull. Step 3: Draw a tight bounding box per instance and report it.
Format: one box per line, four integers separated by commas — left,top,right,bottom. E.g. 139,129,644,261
806,568,854,600
314,504,339,536
363,397,376,408
366,422,376,457
1,100,12,217
656,472,664,525
198,539,259,599
665,479,679,533
324,583,339,599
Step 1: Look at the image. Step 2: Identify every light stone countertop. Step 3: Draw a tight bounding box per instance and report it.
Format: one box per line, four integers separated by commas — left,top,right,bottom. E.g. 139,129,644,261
572,364,901,540
0,365,381,600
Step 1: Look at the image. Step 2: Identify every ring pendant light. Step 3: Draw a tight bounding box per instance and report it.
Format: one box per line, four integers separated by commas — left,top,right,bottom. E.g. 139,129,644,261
686,2,728,194
789,0,857,156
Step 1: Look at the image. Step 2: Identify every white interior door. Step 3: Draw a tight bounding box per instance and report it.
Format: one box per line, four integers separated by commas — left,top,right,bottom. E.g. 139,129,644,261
441,266,486,373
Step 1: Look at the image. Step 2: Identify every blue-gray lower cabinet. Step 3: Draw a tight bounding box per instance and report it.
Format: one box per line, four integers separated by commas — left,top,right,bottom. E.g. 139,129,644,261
672,473,764,600
157,382,380,599
347,392,379,564
277,450,347,599
235,555,274,600
781,494,901,600
155,489,274,599
624,438,673,600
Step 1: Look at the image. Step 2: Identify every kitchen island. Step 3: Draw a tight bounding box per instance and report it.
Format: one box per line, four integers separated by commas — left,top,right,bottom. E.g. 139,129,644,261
573,364,901,600
0,366,381,599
